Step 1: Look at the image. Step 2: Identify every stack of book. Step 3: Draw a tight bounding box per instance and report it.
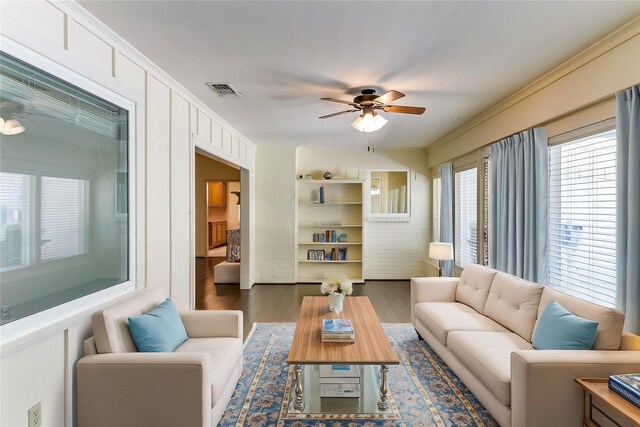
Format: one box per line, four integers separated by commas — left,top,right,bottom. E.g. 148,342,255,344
319,364,361,397
608,373,640,408
321,318,355,343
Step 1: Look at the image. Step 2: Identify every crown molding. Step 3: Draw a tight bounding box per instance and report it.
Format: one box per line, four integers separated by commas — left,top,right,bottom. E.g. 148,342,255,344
58,0,257,150
427,14,640,153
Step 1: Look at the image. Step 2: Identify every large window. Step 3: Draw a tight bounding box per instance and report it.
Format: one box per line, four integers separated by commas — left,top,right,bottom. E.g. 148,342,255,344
455,168,477,267
0,52,130,325
548,129,617,307
432,176,441,243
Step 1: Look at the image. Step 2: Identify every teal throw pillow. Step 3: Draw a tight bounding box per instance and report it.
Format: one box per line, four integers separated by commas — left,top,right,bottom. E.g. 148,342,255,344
532,300,598,350
128,299,188,352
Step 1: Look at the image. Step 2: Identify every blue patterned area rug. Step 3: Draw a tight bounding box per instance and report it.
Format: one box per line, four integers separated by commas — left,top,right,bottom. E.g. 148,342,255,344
219,323,498,426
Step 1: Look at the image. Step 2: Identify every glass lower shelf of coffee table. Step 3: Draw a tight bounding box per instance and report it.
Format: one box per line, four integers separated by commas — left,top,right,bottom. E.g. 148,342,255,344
286,364,391,415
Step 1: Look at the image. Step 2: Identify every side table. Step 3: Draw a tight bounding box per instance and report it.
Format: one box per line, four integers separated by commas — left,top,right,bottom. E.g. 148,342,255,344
575,378,640,427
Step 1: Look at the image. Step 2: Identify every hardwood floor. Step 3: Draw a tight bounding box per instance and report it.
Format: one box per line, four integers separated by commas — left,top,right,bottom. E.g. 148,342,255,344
195,257,412,340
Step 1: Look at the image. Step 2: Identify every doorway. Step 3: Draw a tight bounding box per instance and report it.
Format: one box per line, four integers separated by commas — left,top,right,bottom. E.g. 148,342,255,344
194,152,241,309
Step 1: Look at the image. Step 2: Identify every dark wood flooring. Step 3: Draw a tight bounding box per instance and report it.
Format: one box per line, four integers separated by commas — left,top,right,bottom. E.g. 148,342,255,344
195,257,412,340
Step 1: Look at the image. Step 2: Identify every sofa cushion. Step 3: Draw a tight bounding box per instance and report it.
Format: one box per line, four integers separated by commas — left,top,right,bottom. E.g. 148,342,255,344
448,331,533,406
128,299,188,352
455,264,499,314
532,300,598,350
536,288,625,350
414,302,508,346
175,337,243,406
484,273,544,342
92,287,166,354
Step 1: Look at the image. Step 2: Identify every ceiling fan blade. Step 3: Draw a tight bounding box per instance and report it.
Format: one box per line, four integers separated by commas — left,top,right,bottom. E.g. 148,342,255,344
383,105,426,115
318,109,357,119
374,90,405,105
321,97,357,106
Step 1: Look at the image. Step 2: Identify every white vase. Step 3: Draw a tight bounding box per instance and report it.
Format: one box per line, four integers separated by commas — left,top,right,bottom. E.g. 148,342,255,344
329,293,345,313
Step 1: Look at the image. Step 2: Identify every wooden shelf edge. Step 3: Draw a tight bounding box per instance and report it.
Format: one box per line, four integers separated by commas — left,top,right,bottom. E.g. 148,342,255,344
298,260,362,263
298,242,361,245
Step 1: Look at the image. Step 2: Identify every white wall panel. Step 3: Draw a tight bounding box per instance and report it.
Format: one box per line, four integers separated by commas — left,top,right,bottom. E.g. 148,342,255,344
1,333,65,427
0,3,257,426
65,321,92,427
232,135,240,158
145,75,171,294
170,93,191,309
115,52,145,94
68,19,113,75
197,110,212,143
1,1,65,47
211,120,223,150
223,129,232,154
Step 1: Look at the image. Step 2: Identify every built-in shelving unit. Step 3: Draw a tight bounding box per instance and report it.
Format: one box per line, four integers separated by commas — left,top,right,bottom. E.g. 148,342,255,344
296,179,364,283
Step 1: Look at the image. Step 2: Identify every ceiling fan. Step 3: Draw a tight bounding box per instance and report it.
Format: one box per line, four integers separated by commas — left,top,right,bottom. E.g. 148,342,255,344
319,89,426,132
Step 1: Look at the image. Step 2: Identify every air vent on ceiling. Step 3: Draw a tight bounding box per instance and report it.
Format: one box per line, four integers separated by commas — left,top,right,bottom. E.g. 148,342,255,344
206,82,242,97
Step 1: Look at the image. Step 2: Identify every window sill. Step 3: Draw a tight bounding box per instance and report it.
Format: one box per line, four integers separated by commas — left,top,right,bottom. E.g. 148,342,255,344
0,281,135,357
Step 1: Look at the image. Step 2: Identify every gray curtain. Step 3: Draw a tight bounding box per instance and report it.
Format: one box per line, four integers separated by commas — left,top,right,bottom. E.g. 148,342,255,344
439,162,454,276
616,85,640,334
489,128,548,282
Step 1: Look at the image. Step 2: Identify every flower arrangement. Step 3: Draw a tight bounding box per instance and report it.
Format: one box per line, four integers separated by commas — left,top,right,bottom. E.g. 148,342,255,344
320,278,353,296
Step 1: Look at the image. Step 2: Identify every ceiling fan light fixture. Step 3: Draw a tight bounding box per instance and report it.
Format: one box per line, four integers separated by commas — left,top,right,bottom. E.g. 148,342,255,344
350,107,387,133
1,118,25,135
350,115,364,131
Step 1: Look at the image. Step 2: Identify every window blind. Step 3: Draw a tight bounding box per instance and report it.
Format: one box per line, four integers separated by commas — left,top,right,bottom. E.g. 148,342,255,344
432,177,441,243
0,172,31,271
482,161,489,266
455,168,477,267
548,128,616,307
41,176,88,261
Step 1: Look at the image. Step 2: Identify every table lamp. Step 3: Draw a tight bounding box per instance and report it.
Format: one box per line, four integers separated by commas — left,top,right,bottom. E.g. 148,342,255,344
429,242,454,277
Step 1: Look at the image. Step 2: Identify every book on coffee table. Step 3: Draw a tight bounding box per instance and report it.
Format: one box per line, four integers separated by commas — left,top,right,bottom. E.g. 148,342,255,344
322,319,354,333
322,318,355,342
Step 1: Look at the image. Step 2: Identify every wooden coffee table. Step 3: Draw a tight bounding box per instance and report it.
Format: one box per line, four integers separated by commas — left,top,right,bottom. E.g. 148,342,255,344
287,296,399,412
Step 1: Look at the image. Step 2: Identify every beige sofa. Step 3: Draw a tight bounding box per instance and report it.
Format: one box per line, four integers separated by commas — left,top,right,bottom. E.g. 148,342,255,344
411,264,640,427
77,287,243,427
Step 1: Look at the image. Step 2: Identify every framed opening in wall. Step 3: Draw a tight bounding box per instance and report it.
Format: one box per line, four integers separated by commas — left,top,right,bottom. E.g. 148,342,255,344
0,48,136,330
366,170,410,222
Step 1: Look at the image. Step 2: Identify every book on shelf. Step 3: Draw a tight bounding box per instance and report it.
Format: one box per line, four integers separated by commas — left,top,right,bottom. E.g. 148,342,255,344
306,249,325,261
609,373,640,408
322,319,353,334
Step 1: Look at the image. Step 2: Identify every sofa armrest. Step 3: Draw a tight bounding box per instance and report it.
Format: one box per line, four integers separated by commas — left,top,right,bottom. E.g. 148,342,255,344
511,349,640,427
180,309,243,340
410,277,459,323
77,352,211,427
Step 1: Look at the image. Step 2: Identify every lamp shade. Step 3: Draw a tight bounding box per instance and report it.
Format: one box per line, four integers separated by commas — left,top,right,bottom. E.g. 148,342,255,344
429,242,453,261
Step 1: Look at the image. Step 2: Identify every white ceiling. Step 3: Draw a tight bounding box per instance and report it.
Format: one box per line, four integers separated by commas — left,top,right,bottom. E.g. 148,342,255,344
79,1,640,149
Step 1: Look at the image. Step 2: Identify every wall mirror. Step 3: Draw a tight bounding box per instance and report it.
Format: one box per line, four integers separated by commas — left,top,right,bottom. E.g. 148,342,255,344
367,170,410,221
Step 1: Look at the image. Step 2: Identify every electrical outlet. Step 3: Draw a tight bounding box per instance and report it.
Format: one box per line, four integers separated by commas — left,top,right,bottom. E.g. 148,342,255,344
1,306,9,320
28,402,41,427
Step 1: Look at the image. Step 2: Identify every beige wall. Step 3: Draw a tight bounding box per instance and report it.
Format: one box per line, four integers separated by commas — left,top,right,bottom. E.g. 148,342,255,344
195,153,241,256
427,16,640,167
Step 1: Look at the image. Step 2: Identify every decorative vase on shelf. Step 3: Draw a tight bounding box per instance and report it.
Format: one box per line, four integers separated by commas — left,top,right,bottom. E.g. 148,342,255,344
329,293,345,313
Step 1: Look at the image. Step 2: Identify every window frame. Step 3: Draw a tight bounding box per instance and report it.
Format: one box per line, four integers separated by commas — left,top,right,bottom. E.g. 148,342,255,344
453,165,479,269
547,123,617,307
0,37,139,347
431,174,441,244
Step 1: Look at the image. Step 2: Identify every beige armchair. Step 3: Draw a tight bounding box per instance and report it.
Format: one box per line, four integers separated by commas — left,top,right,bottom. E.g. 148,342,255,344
77,287,243,427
